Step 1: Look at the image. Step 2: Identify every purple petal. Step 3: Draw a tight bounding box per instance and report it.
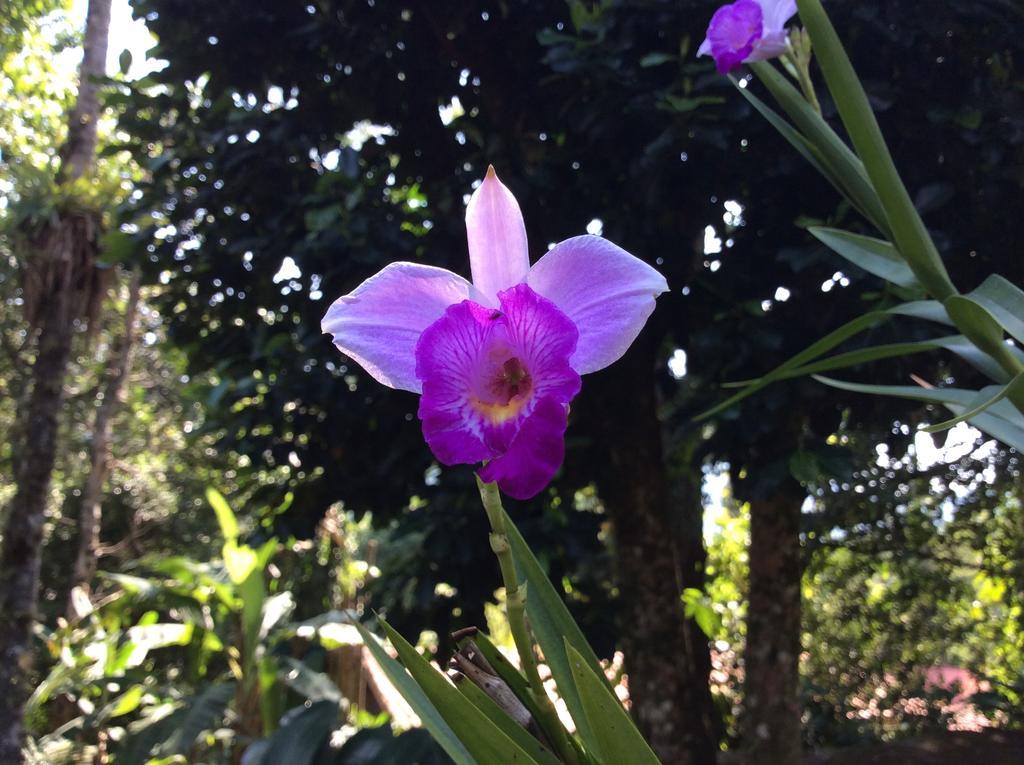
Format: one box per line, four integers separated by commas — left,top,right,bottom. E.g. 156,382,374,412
748,30,790,61
526,236,669,375
415,300,497,464
756,0,797,34
415,284,580,471
321,262,480,393
496,283,581,407
703,0,764,74
478,397,568,500
466,166,530,305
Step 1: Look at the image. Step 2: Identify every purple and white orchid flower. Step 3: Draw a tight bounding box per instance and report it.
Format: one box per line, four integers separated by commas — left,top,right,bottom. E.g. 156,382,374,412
321,167,668,500
698,0,798,74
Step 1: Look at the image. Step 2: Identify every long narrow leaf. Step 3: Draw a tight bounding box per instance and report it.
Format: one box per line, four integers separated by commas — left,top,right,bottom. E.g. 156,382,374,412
206,487,238,541
808,227,920,289
795,0,957,300
564,644,660,765
463,633,535,719
117,705,189,765
379,619,549,765
945,295,1012,359
749,61,891,237
696,307,895,419
452,676,563,765
279,657,343,704
935,335,1019,384
775,334,1024,386
255,700,338,765
887,300,951,325
352,621,475,765
459,632,594,765
924,373,1024,433
813,376,1024,450
967,274,1024,345
162,681,235,757
755,338,947,381
732,79,878,226
501,506,612,754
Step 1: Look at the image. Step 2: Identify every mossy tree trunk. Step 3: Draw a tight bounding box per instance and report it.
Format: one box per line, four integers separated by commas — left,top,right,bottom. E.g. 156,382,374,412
0,0,112,759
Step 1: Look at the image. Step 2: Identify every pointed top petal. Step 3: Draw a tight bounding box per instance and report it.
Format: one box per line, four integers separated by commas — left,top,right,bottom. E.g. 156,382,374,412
465,167,530,305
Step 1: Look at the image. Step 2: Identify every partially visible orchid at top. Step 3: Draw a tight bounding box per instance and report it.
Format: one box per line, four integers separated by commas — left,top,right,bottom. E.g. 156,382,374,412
698,0,798,74
321,167,668,500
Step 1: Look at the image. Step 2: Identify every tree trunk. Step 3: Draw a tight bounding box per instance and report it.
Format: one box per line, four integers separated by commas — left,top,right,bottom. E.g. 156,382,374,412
583,333,718,765
59,0,113,183
0,272,78,762
0,0,112,759
67,271,141,617
740,481,805,764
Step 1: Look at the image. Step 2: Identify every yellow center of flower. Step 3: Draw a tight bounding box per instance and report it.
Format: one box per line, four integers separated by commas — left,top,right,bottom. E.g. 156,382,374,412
471,357,533,424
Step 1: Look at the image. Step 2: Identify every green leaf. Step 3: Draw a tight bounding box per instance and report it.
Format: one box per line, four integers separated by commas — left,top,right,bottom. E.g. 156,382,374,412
681,588,721,638
924,373,1024,433
100,572,159,597
945,295,1009,356
789,450,821,483
238,567,266,674
223,539,259,585
807,227,920,289
966,275,1024,345
501,505,612,751
118,49,132,76
379,619,548,765
122,622,194,669
758,338,949,382
458,632,594,765
696,307,895,419
106,684,145,718
259,654,283,735
813,376,1024,451
352,620,475,765
748,61,890,237
452,674,563,765
206,487,238,541
279,657,343,704
161,681,235,757
565,643,660,765
639,52,674,67
460,632,534,716
734,77,886,232
935,335,1018,384
698,291,1022,420
794,0,958,300
117,705,188,765
256,700,338,765
100,229,136,265
887,300,952,325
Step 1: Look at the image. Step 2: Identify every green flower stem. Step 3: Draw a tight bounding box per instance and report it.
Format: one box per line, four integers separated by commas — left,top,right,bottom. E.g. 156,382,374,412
794,57,821,116
784,31,822,116
477,476,579,765
795,0,958,303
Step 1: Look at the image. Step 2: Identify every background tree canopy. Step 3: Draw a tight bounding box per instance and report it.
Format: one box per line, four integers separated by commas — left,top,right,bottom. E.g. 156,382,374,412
2,0,1024,763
